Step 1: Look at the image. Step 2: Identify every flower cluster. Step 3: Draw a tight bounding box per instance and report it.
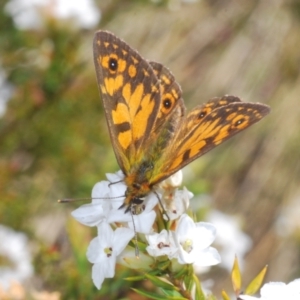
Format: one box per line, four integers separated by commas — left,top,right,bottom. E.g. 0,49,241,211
72,170,221,290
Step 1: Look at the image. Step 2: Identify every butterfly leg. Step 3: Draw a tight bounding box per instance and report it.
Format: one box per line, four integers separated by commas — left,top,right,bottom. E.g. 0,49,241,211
154,191,170,222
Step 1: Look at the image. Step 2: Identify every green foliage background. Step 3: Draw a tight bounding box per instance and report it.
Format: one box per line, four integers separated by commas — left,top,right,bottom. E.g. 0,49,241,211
1,0,300,299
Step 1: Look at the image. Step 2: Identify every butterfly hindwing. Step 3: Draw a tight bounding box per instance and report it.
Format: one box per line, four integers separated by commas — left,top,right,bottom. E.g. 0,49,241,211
149,61,185,133
179,95,242,137
139,61,186,159
150,98,270,184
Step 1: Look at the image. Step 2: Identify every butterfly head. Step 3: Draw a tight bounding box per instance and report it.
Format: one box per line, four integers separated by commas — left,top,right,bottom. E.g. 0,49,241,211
122,178,151,214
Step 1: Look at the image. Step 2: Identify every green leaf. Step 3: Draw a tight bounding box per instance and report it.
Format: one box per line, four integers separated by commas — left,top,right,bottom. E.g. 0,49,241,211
132,288,188,300
245,265,268,295
136,239,148,252
184,274,193,292
173,264,189,278
161,289,184,297
125,267,164,282
193,274,205,300
144,273,177,290
157,259,171,271
124,275,145,281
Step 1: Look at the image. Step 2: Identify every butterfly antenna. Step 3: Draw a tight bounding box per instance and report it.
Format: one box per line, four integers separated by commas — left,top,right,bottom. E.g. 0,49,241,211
58,197,93,203
154,191,170,222
130,208,140,259
108,179,124,187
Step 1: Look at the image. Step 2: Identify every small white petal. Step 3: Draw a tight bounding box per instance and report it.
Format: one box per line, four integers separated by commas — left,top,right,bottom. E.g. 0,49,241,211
128,210,156,234
145,193,159,210
110,184,126,202
105,171,127,202
193,247,221,267
86,237,104,263
91,255,116,290
106,171,124,183
288,279,300,294
239,296,258,300
105,255,116,278
107,207,131,223
71,202,109,226
92,181,110,199
97,222,114,245
112,227,135,255
193,222,217,250
91,263,105,290
176,214,195,237
261,282,287,298
162,170,183,187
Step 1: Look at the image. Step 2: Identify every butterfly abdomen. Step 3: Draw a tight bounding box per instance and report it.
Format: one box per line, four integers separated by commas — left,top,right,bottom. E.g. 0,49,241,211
125,161,153,193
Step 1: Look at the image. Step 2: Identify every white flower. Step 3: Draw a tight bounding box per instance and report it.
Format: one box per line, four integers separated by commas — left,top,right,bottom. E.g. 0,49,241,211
72,171,157,232
72,170,221,290
158,171,192,220
72,171,160,289
239,279,300,300
87,222,134,289
163,187,192,221
145,229,178,258
173,214,221,266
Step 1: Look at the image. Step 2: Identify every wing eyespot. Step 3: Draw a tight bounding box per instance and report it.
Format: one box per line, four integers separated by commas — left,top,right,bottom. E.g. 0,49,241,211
234,118,245,126
109,57,118,71
198,112,206,119
163,98,172,109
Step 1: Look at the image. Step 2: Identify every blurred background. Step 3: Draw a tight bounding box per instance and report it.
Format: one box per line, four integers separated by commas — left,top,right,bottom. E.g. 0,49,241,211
0,0,300,299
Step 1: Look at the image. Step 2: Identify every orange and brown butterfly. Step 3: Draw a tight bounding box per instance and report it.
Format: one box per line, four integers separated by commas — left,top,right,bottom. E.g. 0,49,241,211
93,30,270,214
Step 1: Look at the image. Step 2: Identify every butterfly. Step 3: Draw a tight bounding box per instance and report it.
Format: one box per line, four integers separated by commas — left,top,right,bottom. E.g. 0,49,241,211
93,30,270,214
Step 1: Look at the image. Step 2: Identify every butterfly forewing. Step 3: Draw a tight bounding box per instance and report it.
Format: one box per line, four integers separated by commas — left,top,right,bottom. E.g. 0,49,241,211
93,31,162,171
